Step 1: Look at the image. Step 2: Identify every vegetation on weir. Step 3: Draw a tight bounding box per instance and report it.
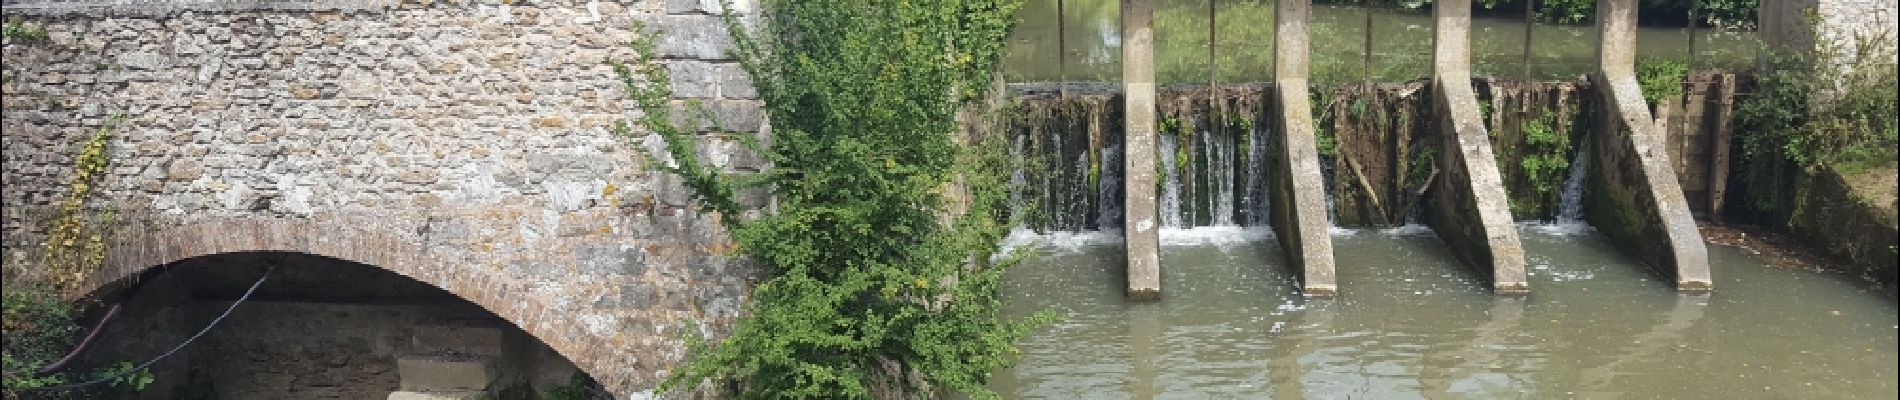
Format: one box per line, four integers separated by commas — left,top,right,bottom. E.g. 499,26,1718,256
614,0,1049,398
1637,58,1688,107
1511,113,1570,217
1736,35,1897,175
1732,17,1897,230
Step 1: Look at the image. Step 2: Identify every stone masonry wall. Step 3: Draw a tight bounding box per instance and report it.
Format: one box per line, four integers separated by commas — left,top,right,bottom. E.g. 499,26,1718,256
2,1,765,397
1760,0,1899,64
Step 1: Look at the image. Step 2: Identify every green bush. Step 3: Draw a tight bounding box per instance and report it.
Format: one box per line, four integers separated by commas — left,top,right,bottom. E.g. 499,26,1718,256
542,372,601,400
1514,115,1570,215
2,16,49,44
2,282,81,396
2,283,156,399
1637,58,1688,106
1736,25,1898,173
615,0,1049,398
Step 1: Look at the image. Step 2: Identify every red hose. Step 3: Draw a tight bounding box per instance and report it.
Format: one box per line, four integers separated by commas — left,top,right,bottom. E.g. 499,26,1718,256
37,302,121,373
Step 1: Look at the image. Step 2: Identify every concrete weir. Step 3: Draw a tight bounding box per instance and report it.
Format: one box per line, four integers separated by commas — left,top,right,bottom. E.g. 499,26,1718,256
1584,0,1713,291
1122,0,1162,300
1269,0,1338,298
1422,0,1530,294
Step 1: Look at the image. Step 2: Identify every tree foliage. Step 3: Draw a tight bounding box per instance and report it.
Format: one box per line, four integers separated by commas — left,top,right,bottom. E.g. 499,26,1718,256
611,0,1047,398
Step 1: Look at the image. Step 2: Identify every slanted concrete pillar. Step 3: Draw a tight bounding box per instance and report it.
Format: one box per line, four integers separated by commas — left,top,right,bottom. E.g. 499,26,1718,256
1423,0,1529,294
1586,0,1712,291
1122,0,1162,301
1268,0,1337,298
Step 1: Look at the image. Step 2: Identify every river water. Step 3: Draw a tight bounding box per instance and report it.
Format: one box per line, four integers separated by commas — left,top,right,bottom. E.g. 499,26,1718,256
1003,0,1762,84
991,226,1897,398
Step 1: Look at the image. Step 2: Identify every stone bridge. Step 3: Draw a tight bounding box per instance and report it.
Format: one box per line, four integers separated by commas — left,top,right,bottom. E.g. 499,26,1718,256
2,0,764,396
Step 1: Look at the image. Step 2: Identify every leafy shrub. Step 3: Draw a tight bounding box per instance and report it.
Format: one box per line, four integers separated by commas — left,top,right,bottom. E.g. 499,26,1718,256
2,16,49,43
1637,58,1688,106
1515,115,1570,215
2,282,81,396
1736,22,1898,173
614,0,1050,398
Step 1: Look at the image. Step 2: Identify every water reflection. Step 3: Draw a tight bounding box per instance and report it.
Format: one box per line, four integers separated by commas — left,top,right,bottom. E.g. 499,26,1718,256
1573,294,1708,394
1003,0,1762,83
1415,298,1527,398
994,227,1897,398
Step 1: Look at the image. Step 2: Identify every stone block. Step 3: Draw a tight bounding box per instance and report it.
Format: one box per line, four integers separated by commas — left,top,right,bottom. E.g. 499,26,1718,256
388,390,492,400
666,61,718,99
666,0,755,15
575,245,647,276
717,64,756,99
397,355,500,392
657,15,735,61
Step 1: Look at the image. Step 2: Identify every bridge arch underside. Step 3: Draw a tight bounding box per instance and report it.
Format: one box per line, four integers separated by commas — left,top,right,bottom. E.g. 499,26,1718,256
70,214,755,398
74,251,597,399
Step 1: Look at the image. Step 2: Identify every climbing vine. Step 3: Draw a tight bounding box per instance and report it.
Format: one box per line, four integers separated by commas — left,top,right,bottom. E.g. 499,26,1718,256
40,116,122,292
615,1,1048,398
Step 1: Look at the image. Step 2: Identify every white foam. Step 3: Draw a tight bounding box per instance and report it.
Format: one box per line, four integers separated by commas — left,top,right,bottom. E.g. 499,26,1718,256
1520,221,1596,237
1158,226,1275,246
998,226,1275,253
1378,224,1435,236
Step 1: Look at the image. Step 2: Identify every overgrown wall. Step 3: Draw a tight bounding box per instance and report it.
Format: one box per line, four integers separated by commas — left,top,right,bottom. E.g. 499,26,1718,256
1,1,766,396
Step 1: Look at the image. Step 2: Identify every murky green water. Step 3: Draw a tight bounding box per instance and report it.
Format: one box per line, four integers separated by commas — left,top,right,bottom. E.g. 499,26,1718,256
1003,0,1762,84
993,226,1898,398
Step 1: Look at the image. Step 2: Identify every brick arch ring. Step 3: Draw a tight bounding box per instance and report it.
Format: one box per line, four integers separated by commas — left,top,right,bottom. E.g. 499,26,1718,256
77,215,646,396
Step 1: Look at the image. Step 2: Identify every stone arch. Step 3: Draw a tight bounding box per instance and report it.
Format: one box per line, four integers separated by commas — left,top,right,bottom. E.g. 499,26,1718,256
78,215,643,396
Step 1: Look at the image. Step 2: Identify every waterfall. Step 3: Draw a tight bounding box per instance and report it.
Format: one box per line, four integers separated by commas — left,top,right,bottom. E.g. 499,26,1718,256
1209,127,1236,226
1244,125,1271,226
1321,160,1338,223
1069,153,1091,230
1009,95,1276,233
1042,132,1060,230
1010,133,1028,222
1555,140,1590,224
1158,132,1185,228
1097,144,1123,229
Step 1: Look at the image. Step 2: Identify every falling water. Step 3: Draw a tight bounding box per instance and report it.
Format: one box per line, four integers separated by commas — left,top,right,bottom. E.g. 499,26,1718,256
1010,134,1029,220
1244,125,1272,226
1011,94,1272,232
1207,127,1236,226
1158,132,1186,228
1097,144,1123,229
1065,152,1091,229
1321,160,1339,223
1555,141,1590,224
1041,132,1060,230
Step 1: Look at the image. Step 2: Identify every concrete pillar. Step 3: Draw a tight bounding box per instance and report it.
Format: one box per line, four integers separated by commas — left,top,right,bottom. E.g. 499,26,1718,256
1122,0,1162,301
1586,0,1712,291
1423,0,1529,294
1269,0,1337,298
